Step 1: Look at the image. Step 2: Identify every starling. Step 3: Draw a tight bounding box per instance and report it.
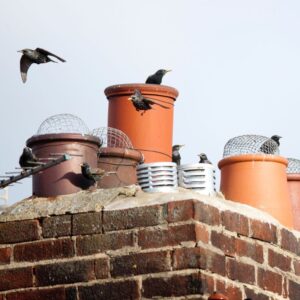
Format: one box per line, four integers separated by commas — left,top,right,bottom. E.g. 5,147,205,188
172,144,184,166
128,89,169,113
145,69,171,84
81,163,106,183
198,153,212,164
259,135,281,154
18,48,66,83
19,147,43,169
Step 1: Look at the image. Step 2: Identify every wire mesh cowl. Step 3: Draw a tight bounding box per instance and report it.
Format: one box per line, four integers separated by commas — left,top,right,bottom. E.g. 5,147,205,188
223,135,280,158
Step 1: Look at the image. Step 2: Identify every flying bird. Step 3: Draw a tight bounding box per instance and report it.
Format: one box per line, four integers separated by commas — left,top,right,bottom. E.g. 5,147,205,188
259,135,282,154
172,145,184,166
81,163,107,184
19,147,44,169
18,48,66,83
145,69,171,84
128,89,169,114
198,153,212,164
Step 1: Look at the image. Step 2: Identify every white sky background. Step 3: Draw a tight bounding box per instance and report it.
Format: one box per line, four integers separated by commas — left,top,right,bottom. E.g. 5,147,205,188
1,0,300,205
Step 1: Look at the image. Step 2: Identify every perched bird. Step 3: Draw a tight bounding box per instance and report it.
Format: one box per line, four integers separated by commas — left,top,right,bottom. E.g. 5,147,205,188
128,89,169,113
19,147,43,169
172,145,184,166
198,153,212,164
259,135,282,154
145,69,171,84
18,48,66,83
81,163,106,183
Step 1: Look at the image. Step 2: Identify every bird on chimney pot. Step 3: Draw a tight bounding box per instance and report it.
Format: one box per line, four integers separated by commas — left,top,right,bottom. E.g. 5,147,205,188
259,135,281,154
145,69,171,84
172,145,184,166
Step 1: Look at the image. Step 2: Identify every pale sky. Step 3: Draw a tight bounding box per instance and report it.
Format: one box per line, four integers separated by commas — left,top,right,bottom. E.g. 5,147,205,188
1,0,300,205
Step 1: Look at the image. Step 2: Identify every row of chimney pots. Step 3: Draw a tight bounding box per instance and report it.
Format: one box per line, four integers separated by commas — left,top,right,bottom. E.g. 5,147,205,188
26,83,299,230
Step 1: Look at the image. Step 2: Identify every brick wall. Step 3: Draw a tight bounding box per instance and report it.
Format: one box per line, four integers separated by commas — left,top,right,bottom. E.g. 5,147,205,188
0,193,300,300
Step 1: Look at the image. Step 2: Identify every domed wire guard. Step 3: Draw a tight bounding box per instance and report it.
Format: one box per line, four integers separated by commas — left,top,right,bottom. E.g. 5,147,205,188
36,113,90,135
287,158,300,174
223,135,280,158
91,127,133,149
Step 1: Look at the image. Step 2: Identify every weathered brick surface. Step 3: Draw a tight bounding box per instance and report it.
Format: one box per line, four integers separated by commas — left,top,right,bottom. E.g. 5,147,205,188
138,223,199,249
289,280,300,300
235,238,264,263
195,223,210,243
244,287,269,300
142,272,202,297
268,248,291,272
173,247,225,276
0,247,11,264
72,212,102,235
280,228,300,256
250,220,277,243
35,260,95,286
111,250,170,277
0,267,33,291
211,231,235,256
226,258,255,284
166,200,194,222
194,202,221,225
103,205,166,231
14,238,74,262
78,280,140,300
257,268,282,295
293,259,300,276
222,210,249,236
0,220,40,244
95,257,110,279
42,215,71,238
6,288,66,300
216,281,243,300
76,231,134,255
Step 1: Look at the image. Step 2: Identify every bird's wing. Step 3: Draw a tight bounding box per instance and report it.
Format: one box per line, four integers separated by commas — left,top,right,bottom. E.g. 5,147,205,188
20,55,33,83
35,48,66,62
144,98,169,109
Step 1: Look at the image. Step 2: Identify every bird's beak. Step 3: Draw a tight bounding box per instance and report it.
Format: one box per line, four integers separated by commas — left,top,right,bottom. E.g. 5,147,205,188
17,50,23,53
179,144,185,148
128,97,132,101
166,69,172,73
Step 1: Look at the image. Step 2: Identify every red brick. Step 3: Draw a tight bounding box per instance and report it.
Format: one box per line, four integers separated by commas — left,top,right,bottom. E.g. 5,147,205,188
222,210,249,236
173,247,225,276
78,279,140,300
76,231,134,255
257,268,282,295
196,223,210,243
0,267,32,291
289,280,300,300
138,223,200,249
222,284,243,300
293,259,300,276
6,288,66,300
244,287,269,300
211,231,235,256
0,247,11,264
72,212,102,235
142,272,202,297
226,258,255,284
103,205,166,231
14,238,74,262
194,202,221,225
268,248,291,272
111,250,170,277
42,215,71,238
35,260,94,286
198,272,215,295
280,228,300,255
95,257,110,279
166,200,194,222
235,238,264,263
0,220,40,244
250,220,277,243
